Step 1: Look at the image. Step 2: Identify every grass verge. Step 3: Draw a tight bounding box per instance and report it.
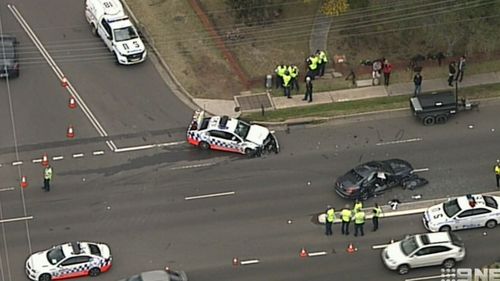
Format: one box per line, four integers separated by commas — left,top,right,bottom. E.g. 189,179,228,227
243,83,500,122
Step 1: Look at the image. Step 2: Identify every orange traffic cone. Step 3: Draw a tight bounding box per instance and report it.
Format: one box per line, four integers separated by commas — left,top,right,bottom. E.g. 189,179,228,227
299,248,309,257
68,96,77,109
67,125,75,138
346,243,357,253
61,76,69,88
20,176,28,188
42,153,49,167
232,257,239,266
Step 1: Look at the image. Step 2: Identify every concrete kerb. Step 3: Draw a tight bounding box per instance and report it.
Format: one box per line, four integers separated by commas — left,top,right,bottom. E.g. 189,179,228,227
317,190,500,224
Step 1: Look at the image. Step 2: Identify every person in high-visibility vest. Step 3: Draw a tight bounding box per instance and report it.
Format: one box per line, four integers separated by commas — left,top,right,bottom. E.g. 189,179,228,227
353,200,363,214
372,203,382,231
353,209,366,237
274,64,287,89
306,54,319,78
340,204,352,235
495,159,500,188
316,49,328,77
289,65,299,92
43,165,53,192
325,205,335,236
282,70,292,98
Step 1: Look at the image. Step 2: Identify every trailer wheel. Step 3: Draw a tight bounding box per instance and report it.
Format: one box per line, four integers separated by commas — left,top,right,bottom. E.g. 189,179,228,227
435,115,448,124
422,116,435,126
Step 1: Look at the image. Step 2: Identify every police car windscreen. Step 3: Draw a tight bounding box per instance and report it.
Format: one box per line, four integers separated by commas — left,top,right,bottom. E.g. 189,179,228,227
443,199,461,218
114,27,138,42
234,120,250,139
47,246,65,265
483,196,498,209
89,243,102,257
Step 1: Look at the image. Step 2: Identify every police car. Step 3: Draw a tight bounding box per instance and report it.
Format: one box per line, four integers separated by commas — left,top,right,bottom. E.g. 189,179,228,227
423,194,500,232
25,241,112,281
187,110,279,157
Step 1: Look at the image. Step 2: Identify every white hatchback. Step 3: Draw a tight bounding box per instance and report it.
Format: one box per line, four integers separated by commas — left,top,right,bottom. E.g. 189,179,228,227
423,194,500,232
381,232,465,275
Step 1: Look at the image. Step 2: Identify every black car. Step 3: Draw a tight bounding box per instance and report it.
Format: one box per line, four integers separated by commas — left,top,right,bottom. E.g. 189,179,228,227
334,159,426,200
0,35,19,78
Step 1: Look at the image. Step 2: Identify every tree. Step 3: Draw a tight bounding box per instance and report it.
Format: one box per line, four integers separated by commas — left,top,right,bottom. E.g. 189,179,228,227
225,0,275,26
321,0,349,16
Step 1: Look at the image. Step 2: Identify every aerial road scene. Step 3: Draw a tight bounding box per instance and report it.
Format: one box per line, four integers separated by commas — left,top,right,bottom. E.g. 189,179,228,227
1,0,500,281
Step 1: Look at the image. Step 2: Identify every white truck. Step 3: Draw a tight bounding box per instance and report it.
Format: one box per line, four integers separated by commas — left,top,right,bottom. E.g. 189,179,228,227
85,0,147,65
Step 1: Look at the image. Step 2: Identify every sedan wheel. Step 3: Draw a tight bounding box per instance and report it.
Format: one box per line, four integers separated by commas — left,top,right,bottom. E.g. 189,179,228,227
486,220,497,229
89,268,101,277
439,225,451,232
199,141,210,150
397,264,409,275
443,258,455,269
39,274,51,281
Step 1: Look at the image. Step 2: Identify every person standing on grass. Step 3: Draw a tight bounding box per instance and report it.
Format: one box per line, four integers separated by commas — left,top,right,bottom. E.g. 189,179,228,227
303,76,313,102
448,61,456,87
383,59,392,86
456,55,466,82
413,72,422,96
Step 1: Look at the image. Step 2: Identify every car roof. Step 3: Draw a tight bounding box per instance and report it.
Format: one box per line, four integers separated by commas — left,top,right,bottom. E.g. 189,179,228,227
419,232,450,245
456,194,487,209
60,242,96,257
205,115,238,133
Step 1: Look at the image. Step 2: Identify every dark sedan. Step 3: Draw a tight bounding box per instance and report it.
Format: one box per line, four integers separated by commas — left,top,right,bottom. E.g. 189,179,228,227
334,159,420,200
0,35,19,78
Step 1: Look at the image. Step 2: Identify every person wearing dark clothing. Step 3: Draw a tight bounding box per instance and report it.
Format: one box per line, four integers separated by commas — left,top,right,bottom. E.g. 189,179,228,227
448,61,456,86
345,68,356,87
303,76,313,102
413,72,422,96
456,56,466,82
372,203,382,231
325,206,334,236
495,160,500,188
383,60,392,86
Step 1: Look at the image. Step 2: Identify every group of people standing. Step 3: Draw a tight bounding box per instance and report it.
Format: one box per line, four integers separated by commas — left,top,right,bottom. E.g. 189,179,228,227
371,58,393,86
447,56,467,86
274,49,328,102
324,200,382,237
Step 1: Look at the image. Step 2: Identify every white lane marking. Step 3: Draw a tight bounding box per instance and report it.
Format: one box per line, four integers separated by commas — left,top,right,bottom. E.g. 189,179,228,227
12,161,22,166
8,5,115,152
412,168,429,173
240,259,260,265
376,138,422,146
156,141,185,147
185,191,235,201
371,244,389,249
0,216,33,224
113,141,184,153
0,187,15,192
72,153,84,158
32,158,42,163
308,251,328,257
405,275,450,281
171,162,216,170
92,151,105,156
52,156,64,161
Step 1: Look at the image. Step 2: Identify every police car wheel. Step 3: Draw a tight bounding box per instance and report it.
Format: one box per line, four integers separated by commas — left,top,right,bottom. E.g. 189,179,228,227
38,273,51,281
486,219,497,229
439,225,451,232
397,264,409,275
91,24,98,37
443,258,455,269
245,148,256,157
199,141,210,150
89,267,101,277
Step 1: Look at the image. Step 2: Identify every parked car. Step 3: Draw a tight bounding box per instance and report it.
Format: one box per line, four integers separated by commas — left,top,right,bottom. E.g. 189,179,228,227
0,35,19,78
381,232,465,275
423,194,500,232
118,269,188,281
334,159,427,200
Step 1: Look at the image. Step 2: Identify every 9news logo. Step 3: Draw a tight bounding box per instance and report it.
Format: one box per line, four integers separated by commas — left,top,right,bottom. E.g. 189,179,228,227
441,268,500,281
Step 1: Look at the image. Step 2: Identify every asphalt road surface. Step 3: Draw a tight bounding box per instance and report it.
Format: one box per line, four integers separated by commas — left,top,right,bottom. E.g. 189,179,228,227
1,1,500,281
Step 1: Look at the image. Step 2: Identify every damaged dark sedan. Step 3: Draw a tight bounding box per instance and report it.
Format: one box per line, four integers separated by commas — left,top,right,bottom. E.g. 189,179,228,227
334,159,428,201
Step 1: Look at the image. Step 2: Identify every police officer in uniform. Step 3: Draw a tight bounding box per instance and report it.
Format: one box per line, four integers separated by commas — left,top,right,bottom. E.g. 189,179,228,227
303,76,313,102
495,159,500,188
354,208,365,237
43,165,53,192
274,64,287,89
325,205,335,236
316,49,328,77
289,65,299,92
341,204,352,235
282,70,292,98
372,203,382,231
353,200,363,214
306,54,319,79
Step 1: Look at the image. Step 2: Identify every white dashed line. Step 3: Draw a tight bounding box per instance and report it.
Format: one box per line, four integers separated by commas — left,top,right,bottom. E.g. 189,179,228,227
171,162,216,170
240,259,260,265
92,151,105,156
0,187,15,192
412,168,430,173
185,191,235,201
12,161,22,166
156,141,184,147
32,159,42,163
114,144,156,153
376,138,422,146
307,251,328,257
405,275,449,281
0,216,33,224
72,153,84,158
371,244,389,249
52,156,64,161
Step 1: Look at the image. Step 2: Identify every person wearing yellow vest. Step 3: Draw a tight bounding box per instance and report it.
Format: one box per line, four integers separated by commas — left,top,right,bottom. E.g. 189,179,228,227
43,165,53,192
306,54,319,78
353,200,363,214
288,65,299,92
274,64,287,89
495,159,500,188
325,205,335,236
372,203,383,231
316,49,328,77
353,209,365,237
282,70,292,98
340,204,352,235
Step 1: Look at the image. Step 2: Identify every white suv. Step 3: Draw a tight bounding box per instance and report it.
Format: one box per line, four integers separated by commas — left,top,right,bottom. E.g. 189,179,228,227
381,232,465,275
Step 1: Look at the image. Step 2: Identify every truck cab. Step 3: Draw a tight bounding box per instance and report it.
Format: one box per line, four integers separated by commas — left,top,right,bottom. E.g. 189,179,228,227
85,0,147,65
